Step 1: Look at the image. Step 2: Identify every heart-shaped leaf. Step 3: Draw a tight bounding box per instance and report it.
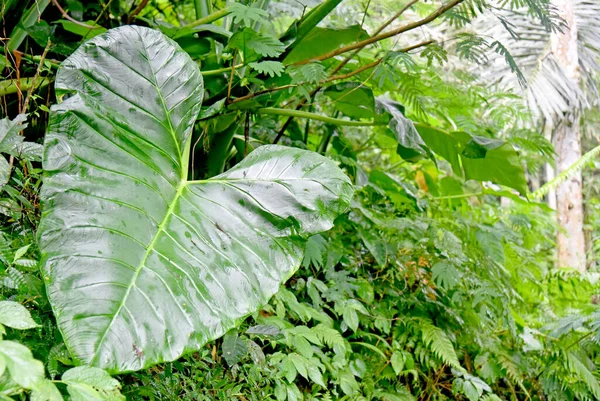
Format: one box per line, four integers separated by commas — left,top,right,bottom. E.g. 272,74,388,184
39,26,352,373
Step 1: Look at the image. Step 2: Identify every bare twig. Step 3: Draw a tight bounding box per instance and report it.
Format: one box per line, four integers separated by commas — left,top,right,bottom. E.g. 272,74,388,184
51,0,97,28
226,52,237,104
127,0,150,24
244,112,250,156
23,40,51,112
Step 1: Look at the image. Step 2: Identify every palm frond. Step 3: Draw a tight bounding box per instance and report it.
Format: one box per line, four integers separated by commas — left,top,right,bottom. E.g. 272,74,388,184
532,143,600,199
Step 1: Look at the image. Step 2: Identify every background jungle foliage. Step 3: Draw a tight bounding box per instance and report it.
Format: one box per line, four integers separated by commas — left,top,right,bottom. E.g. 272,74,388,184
1,0,600,400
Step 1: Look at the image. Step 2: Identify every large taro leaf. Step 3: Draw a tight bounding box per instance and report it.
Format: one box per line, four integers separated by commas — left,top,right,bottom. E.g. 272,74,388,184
39,26,353,374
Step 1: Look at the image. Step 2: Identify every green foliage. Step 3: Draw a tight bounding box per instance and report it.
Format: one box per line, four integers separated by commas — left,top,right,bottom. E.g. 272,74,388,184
1,0,599,400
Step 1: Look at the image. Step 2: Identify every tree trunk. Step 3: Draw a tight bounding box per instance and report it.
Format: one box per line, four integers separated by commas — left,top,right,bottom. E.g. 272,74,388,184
554,114,586,271
551,0,586,271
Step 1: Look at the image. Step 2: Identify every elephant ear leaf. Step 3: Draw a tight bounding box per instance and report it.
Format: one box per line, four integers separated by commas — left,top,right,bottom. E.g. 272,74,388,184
39,26,353,374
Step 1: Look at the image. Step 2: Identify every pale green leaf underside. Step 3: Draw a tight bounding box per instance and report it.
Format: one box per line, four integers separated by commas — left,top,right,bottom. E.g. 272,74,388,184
39,26,352,373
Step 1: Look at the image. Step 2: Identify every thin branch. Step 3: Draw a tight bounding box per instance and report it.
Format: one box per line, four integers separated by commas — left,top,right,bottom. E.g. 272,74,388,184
244,112,250,156
259,107,385,126
327,58,383,81
235,41,433,107
330,0,420,77
23,40,51,112
226,52,237,104
51,0,97,28
229,84,297,105
127,0,150,24
375,0,420,36
293,0,464,65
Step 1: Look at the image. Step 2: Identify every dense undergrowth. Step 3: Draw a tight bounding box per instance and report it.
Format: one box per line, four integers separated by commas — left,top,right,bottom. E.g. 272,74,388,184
2,0,600,400
3,146,600,400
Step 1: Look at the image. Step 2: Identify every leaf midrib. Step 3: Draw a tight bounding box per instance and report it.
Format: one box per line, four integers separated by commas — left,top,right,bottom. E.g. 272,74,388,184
89,180,186,365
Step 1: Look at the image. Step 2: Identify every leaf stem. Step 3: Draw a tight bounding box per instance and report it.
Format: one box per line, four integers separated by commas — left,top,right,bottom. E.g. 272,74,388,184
182,7,230,29
201,64,244,76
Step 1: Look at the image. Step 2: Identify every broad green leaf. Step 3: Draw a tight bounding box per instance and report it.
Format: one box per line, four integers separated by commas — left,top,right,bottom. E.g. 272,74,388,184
245,324,283,338
62,366,124,401
39,26,353,374
415,124,462,174
324,83,376,119
283,26,369,65
0,301,39,329
377,99,430,161
0,340,45,389
221,331,248,366
431,261,461,291
457,133,528,195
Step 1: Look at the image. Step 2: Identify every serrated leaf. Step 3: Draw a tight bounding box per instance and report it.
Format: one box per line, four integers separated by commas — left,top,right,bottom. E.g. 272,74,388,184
0,340,45,389
289,62,327,84
249,61,284,77
221,332,248,366
228,3,268,26
39,26,353,374
62,366,124,401
302,234,327,268
0,301,39,329
228,28,286,59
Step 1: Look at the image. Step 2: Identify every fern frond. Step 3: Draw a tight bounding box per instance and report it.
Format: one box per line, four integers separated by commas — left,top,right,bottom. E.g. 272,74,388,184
532,144,600,199
418,319,461,368
567,351,600,398
313,324,347,355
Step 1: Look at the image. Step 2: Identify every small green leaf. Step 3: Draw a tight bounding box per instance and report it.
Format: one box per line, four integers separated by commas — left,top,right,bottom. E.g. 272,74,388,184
31,380,63,401
247,340,265,365
228,28,286,59
343,304,359,332
0,340,45,389
306,362,325,387
0,301,39,329
288,353,308,379
249,61,285,77
228,3,268,26
221,332,248,366
391,351,405,375
62,366,124,401
13,244,30,263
